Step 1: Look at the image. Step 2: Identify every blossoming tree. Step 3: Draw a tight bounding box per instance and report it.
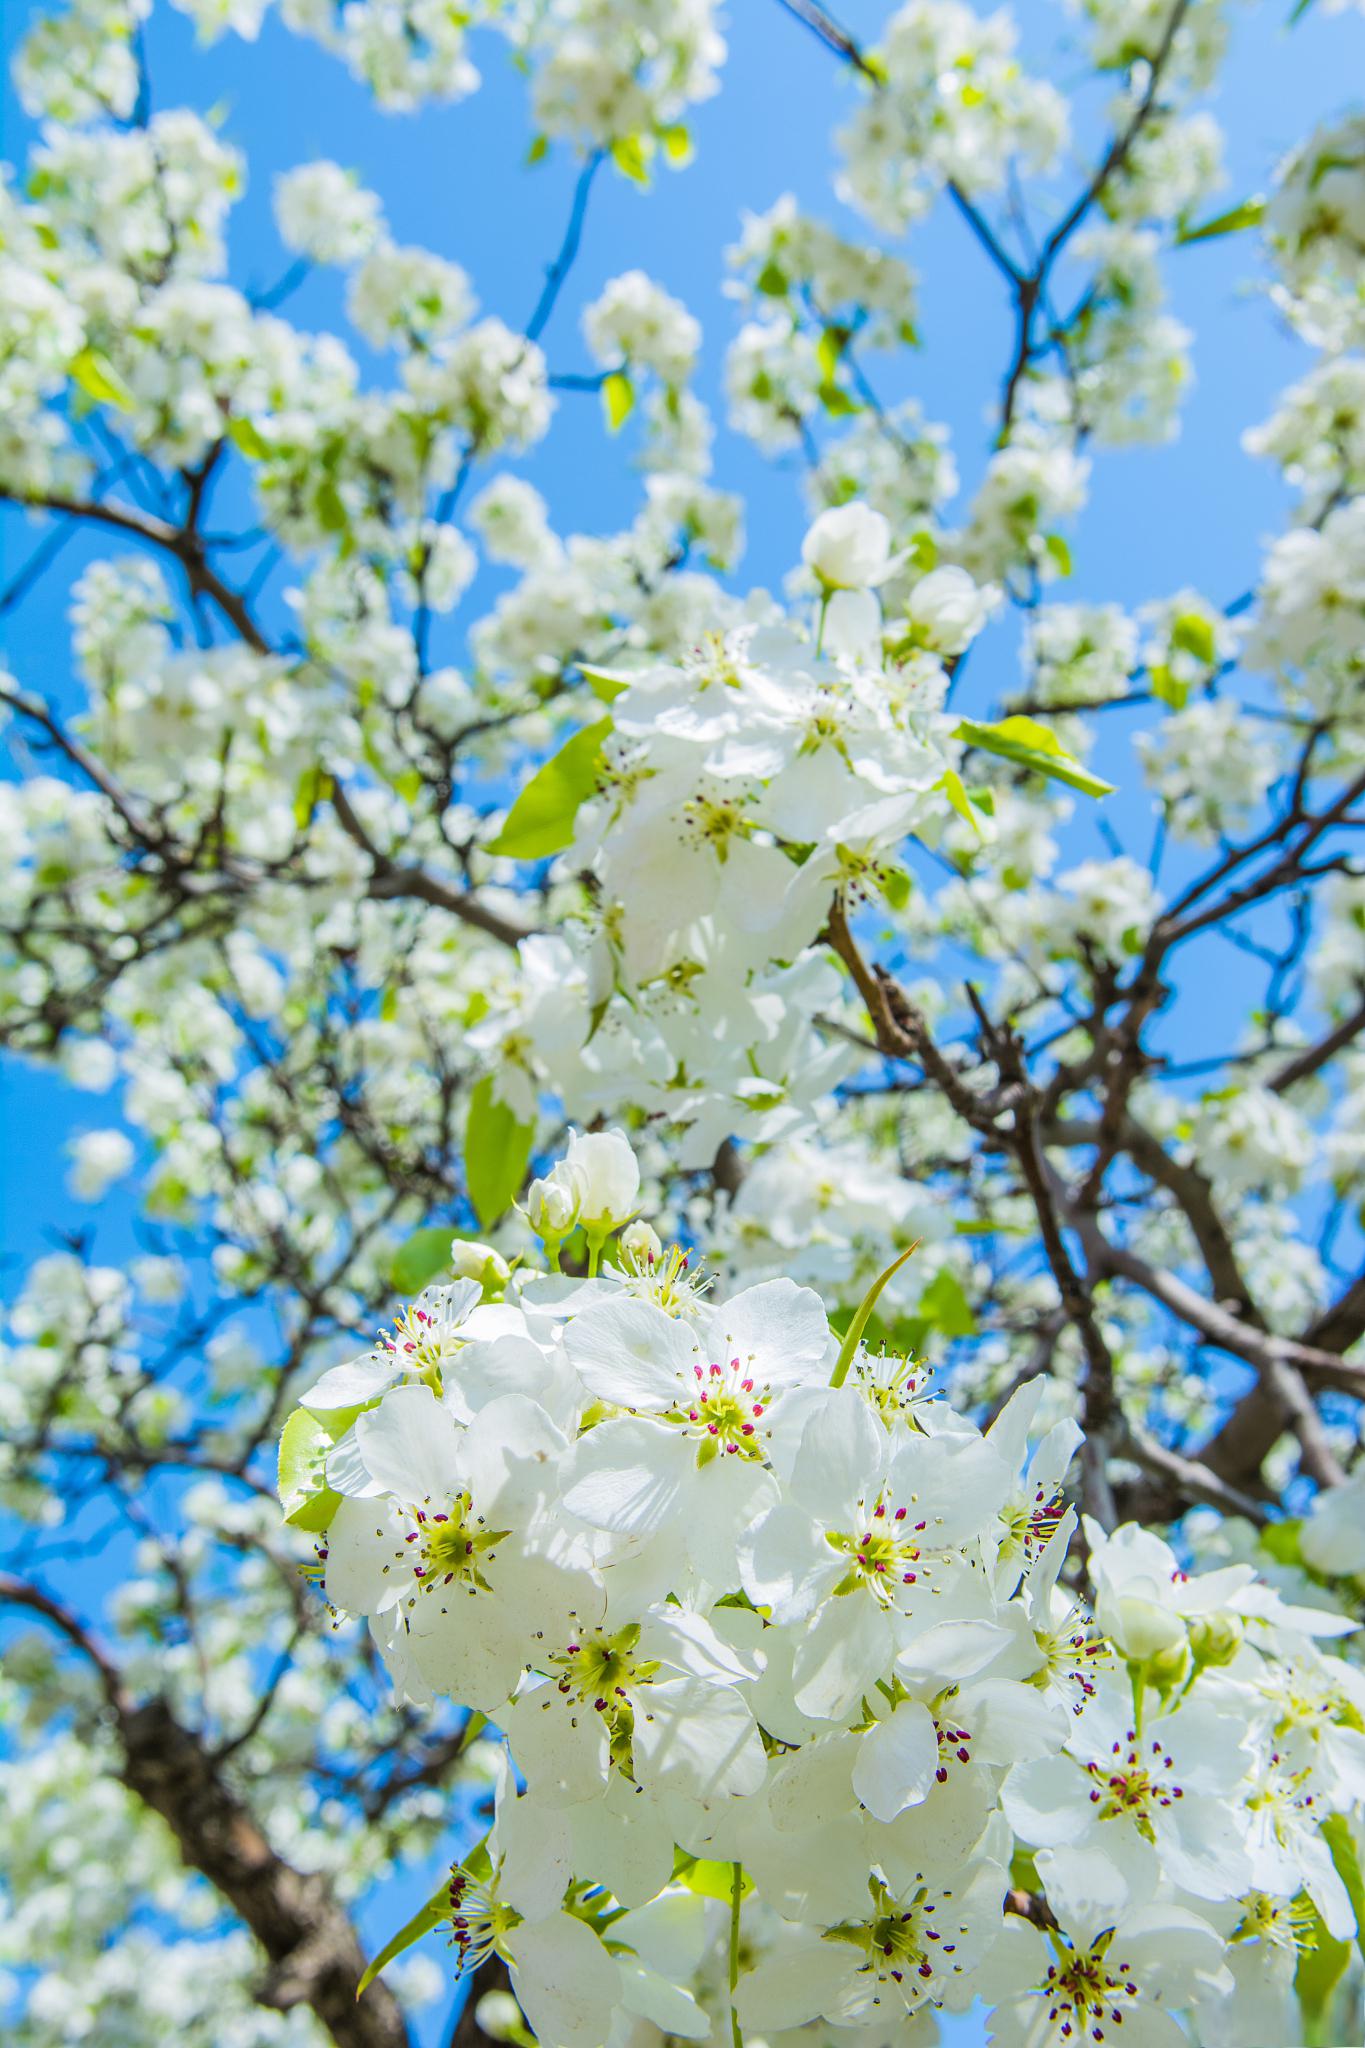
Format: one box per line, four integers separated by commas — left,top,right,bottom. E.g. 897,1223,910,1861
2,0,1365,2044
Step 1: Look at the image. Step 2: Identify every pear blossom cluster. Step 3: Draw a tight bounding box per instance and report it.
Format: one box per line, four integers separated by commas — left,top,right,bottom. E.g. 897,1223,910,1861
288,1132,1365,2048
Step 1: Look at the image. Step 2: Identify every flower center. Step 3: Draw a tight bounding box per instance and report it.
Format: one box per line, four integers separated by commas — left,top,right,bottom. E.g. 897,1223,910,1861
1034,1607,1111,1708
828,1497,931,1605
1003,1483,1067,1559
668,1355,771,1464
548,1624,661,1773
932,1714,974,1784
833,1878,969,2009
1084,1731,1183,1836
381,1301,465,1387
403,1491,507,1594
1040,1936,1140,2044
447,1868,519,1976
682,791,748,856
849,1346,933,1428
1233,1890,1317,1955
620,1241,711,1318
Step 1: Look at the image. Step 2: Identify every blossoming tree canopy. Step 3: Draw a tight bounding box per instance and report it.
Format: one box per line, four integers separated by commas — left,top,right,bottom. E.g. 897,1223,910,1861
3,0,1365,2044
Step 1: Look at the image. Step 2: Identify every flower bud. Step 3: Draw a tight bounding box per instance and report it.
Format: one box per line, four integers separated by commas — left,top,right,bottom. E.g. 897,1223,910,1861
559,1128,640,1232
475,1993,526,2044
1188,1613,1242,1670
904,565,993,655
525,1174,580,1241
449,1238,511,1294
620,1219,662,1266
1144,1637,1193,1698
801,502,893,591
1097,1590,1185,1663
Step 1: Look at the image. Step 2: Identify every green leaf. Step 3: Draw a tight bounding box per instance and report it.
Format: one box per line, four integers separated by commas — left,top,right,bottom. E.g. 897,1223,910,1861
228,415,273,460
487,718,612,860
937,768,985,839
316,479,349,534
830,1243,921,1387
908,529,938,574
1148,663,1190,710
602,370,635,434
1170,612,1217,665
526,133,549,165
1260,1518,1304,1569
1295,1897,1350,2043
1322,1814,1365,1962
879,862,912,911
1043,533,1072,578
610,134,651,186
357,1879,451,1999
659,123,693,167
817,380,860,417
70,347,134,412
578,663,630,703
817,325,851,383
277,1407,341,1532
292,766,331,828
391,1225,454,1295
1176,194,1266,246
465,1076,534,1230
918,1267,977,1337
953,715,1116,799
672,1851,753,1903
754,259,788,298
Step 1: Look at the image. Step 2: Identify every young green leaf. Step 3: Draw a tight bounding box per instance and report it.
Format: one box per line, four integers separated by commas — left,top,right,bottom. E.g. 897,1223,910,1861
602,370,635,433
486,718,612,860
357,1879,452,1998
277,1406,342,1532
1176,195,1266,246
70,347,134,411
465,1076,534,1230
918,1266,977,1337
954,715,1116,799
390,1224,454,1295
830,1243,920,1387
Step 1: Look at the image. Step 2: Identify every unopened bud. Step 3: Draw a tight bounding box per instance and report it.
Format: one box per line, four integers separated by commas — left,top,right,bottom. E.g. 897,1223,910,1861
620,1220,662,1266
559,1128,640,1232
474,1992,525,2042
525,1174,580,1241
1144,1638,1193,1697
1189,1613,1241,1670
449,1238,511,1294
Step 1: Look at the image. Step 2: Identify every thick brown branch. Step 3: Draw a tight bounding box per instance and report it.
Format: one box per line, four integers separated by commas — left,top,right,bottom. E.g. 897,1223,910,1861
0,1574,411,2048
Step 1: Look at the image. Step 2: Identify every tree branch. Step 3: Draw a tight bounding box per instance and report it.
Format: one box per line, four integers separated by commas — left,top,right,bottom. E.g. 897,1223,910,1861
0,1573,413,2048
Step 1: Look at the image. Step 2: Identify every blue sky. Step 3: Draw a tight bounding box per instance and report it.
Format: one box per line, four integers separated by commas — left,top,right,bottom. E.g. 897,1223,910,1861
0,1,1360,2041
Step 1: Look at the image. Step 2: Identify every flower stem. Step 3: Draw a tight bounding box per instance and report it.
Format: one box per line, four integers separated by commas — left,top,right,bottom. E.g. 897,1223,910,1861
729,1860,744,2048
